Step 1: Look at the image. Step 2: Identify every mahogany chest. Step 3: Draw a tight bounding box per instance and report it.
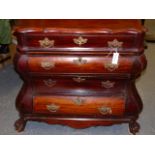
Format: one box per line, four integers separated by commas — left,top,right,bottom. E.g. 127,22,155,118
14,20,147,134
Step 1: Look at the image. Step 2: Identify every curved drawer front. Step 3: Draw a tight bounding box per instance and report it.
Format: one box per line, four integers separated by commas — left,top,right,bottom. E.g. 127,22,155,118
33,96,125,117
28,56,133,74
17,33,142,50
33,78,126,95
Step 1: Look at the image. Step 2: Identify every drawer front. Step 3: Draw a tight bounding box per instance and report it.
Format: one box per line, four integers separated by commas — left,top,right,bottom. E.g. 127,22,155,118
18,33,141,49
33,77,126,95
28,56,133,74
33,96,125,117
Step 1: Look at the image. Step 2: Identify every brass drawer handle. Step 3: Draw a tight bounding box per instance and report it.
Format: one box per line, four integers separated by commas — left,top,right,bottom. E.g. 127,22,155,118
73,77,86,83
73,36,88,46
43,79,56,87
73,97,85,105
104,63,118,72
46,104,59,112
98,106,112,115
101,80,115,89
39,37,55,48
73,57,87,65
107,39,123,48
40,61,55,70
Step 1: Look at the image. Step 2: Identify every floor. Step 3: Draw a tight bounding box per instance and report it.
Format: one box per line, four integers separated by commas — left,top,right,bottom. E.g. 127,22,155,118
145,20,155,41
0,42,155,135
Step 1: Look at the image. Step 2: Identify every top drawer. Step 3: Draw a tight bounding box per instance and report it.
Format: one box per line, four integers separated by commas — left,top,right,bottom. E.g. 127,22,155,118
16,33,144,51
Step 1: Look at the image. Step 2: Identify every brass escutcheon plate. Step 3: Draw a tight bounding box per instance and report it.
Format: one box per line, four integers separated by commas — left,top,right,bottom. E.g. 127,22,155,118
73,36,88,46
39,37,55,48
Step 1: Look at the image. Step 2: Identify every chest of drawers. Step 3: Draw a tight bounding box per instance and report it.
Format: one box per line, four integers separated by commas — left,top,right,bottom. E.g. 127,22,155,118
14,20,147,134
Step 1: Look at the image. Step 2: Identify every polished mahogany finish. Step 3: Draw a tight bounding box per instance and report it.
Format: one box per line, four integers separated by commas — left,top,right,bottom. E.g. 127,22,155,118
27,55,135,73
14,20,147,134
33,96,125,116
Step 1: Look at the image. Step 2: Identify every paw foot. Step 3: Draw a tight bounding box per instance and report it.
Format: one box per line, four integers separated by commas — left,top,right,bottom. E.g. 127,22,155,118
14,118,26,132
129,121,140,135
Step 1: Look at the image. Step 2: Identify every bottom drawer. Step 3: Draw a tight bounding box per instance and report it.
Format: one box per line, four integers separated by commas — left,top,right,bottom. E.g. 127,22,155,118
33,96,125,117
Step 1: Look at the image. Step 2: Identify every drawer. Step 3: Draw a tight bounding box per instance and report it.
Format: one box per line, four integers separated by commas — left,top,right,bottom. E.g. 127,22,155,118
32,77,126,95
28,55,134,74
33,96,125,117
16,33,142,50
